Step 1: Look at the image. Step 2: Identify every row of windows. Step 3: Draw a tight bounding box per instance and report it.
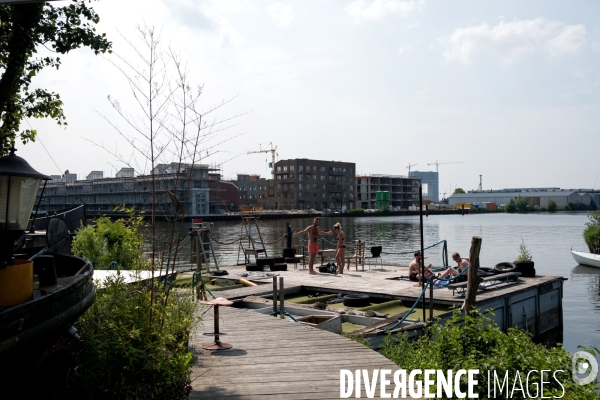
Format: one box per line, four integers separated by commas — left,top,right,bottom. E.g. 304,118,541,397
276,165,354,175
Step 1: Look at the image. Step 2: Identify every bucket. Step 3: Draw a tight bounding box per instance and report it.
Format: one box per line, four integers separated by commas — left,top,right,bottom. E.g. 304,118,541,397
0,259,33,307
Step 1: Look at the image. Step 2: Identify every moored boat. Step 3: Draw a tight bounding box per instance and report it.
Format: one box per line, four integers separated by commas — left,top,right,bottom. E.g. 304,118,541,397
570,250,600,269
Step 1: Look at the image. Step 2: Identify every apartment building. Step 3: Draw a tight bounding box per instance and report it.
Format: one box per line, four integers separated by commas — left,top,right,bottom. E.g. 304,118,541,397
38,162,211,216
257,159,356,211
356,174,421,210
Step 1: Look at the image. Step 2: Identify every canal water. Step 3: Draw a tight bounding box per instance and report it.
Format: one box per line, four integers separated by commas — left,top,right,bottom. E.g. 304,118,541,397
199,212,599,362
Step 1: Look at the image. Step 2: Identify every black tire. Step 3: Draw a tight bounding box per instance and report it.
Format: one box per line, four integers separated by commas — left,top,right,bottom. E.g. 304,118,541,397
494,262,517,273
318,265,329,273
246,264,263,272
273,257,286,264
477,270,495,278
343,294,370,308
480,267,495,274
271,263,288,271
282,248,295,257
256,258,275,267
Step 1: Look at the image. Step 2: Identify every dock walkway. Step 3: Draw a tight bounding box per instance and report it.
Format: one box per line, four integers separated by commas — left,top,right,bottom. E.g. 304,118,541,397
189,306,411,400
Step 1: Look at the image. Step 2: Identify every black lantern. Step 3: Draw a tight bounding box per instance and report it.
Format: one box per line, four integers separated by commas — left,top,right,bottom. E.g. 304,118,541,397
0,148,50,268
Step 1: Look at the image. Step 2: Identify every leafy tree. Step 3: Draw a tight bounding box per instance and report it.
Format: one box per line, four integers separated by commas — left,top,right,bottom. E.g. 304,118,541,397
584,210,600,254
547,199,557,212
453,187,465,195
0,1,111,154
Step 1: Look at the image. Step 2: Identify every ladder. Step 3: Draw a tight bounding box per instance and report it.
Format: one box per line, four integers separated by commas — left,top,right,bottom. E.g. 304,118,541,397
237,216,268,265
191,225,219,272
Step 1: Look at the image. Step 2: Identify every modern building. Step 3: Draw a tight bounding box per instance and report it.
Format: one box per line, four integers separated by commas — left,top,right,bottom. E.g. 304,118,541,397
356,174,422,210
409,170,439,202
257,159,356,211
116,168,134,178
449,188,600,208
234,174,263,208
86,171,104,180
38,162,211,216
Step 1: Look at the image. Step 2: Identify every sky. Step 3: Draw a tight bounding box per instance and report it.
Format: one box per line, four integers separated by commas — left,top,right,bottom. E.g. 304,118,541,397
17,0,600,198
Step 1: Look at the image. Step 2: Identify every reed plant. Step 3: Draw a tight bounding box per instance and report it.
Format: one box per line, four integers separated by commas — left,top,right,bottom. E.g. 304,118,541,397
380,310,599,399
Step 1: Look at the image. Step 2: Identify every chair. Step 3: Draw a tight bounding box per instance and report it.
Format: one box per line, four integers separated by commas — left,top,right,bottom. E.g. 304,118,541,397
346,241,366,271
292,245,306,269
367,246,383,269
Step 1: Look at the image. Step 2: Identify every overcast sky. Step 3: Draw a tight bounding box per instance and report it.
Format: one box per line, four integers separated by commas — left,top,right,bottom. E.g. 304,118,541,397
19,0,600,197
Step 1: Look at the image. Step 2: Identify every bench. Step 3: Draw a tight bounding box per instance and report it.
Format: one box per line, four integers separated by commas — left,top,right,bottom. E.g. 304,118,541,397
447,272,522,297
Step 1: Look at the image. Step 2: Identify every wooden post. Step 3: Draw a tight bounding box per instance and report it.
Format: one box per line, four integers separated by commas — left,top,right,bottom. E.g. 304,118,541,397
272,276,278,314
279,277,285,319
464,236,483,317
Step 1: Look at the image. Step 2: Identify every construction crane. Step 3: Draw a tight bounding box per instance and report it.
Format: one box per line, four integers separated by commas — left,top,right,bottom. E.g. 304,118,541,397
248,142,278,178
406,163,418,176
427,160,464,173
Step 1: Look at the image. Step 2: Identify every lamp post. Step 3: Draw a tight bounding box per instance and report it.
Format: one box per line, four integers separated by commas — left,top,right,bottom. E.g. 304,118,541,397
0,147,50,268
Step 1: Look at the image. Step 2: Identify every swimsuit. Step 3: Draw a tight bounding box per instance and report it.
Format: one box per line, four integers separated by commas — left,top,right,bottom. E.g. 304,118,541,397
409,273,418,282
308,242,319,255
338,245,346,248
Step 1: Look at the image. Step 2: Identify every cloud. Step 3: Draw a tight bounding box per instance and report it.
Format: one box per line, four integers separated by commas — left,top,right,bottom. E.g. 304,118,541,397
439,18,586,65
398,44,413,54
344,0,423,24
267,2,296,29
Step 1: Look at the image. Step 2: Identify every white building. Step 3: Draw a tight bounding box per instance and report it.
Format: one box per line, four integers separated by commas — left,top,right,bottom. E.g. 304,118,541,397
449,188,600,208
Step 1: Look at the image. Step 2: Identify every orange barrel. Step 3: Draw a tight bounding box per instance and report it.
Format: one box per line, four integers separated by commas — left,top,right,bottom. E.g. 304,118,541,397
0,259,33,307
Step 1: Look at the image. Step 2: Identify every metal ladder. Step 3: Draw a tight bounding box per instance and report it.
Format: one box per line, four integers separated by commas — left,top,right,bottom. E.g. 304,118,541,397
192,226,219,272
237,216,268,265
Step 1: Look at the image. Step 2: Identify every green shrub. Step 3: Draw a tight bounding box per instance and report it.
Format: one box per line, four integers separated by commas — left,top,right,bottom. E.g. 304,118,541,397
584,210,600,254
72,212,146,270
75,275,197,399
347,208,365,213
516,239,533,262
380,310,599,399
547,199,557,212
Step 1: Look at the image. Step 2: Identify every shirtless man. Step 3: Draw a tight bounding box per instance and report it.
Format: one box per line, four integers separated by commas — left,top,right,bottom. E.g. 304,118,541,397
408,251,434,283
294,218,333,275
439,252,469,279
333,223,346,274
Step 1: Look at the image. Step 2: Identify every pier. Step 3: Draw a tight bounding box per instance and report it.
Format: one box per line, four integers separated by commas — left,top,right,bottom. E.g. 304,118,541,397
187,263,564,398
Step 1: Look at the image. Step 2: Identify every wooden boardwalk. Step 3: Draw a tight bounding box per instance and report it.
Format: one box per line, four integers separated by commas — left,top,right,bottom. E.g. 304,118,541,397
189,306,413,400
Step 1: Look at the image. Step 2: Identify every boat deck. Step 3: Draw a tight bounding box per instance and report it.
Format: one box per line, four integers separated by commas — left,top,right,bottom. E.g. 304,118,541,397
188,305,413,400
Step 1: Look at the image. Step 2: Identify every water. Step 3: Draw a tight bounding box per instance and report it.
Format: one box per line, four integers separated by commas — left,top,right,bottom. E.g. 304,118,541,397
195,212,599,360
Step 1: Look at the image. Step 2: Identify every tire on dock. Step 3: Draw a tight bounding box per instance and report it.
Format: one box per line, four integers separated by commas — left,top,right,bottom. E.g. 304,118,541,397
494,262,517,273
246,263,263,272
343,294,370,308
271,263,288,271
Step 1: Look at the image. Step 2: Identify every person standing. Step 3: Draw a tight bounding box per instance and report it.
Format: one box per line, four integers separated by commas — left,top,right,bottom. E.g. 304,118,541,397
333,223,346,274
294,218,333,275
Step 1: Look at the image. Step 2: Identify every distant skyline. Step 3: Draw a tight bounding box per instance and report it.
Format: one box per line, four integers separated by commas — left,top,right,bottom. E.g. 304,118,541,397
17,0,600,197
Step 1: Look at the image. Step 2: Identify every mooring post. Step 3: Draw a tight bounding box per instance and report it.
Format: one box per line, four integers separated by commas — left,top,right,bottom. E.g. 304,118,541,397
419,183,426,321
429,281,434,321
461,204,465,216
464,236,483,318
272,276,278,314
279,277,285,319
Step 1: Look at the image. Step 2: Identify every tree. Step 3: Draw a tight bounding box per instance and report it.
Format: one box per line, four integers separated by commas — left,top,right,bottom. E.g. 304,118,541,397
0,1,111,154
547,199,557,212
453,187,465,195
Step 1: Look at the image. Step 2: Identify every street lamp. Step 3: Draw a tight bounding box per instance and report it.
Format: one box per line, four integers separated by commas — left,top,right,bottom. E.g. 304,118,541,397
0,147,50,268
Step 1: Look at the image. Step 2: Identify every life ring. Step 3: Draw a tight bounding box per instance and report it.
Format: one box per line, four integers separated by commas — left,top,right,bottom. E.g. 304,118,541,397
494,262,517,273
342,294,370,308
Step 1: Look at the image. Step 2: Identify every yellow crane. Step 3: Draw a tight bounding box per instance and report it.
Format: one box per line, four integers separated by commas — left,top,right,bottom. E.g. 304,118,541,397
427,160,464,173
248,142,278,178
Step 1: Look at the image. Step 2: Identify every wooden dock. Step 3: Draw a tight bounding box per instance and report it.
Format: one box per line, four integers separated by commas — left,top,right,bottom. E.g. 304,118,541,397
189,306,413,400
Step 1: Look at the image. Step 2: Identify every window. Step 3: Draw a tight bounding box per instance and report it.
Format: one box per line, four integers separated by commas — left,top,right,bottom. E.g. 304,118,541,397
313,192,317,197
320,175,325,180
289,173,293,179
283,183,288,190
283,175,288,179
322,184,326,189
277,175,281,180
313,184,317,189
321,193,326,198
313,174,317,180
283,166,288,172
299,175,303,181
290,165,294,172
299,183,303,190
277,183,281,189
299,165,304,172
313,166,317,171
277,166,281,172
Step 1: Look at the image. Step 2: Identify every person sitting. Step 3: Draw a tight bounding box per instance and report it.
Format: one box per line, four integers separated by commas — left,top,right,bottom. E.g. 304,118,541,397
439,252,469,280
408,251,435,283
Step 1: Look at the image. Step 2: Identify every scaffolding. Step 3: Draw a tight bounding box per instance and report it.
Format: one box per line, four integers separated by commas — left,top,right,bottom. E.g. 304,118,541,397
190,224,219,273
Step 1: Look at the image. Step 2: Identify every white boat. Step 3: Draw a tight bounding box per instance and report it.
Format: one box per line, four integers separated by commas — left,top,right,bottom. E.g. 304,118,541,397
570,250,600,269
